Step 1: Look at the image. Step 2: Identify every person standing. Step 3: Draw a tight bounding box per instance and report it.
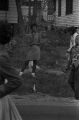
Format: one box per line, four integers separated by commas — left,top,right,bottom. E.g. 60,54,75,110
0,22,22,119
67,35,79,99
67,27,79,52
20,24,41,92
66,27,79,70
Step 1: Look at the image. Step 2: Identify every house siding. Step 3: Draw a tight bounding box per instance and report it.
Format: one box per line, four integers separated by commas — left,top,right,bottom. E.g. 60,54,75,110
0,0,18,23
55,0,79,27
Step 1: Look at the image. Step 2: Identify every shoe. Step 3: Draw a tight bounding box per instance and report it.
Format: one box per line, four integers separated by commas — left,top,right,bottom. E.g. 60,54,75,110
33,84,37,93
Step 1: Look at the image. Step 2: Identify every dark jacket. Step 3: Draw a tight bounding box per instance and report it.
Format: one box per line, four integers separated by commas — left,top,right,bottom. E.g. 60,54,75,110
0,51,22,98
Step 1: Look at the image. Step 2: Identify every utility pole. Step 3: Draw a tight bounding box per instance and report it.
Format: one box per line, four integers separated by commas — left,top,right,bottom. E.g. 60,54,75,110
15,0,25,34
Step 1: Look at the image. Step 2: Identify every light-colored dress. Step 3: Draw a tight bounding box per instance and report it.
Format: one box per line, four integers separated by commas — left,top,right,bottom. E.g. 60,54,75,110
68,32,79,52
67,32,79,61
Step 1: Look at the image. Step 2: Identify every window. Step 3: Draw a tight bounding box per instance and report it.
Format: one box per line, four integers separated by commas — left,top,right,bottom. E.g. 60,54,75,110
48,0,54,15
0,0,9,11
66,0,73,15
53,0,56,12
58,0,61,17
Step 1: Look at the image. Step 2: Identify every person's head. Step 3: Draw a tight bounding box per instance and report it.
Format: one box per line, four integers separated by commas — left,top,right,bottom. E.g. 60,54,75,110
31,23,37,33
0,22,11,46
69,27,76,35
76,27,79,34
75,35,79,46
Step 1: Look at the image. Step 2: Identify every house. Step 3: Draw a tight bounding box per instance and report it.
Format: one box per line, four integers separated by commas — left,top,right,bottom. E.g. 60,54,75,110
0,0,18,23
21,0,42,24
55,0,79,27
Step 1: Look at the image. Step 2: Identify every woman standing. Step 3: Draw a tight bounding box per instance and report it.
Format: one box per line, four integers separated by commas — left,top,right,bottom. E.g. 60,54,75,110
0,22,22,119
20,24,41,76
20,24,41,92
67,35,79,99
66,27,79,70
67,27,79,52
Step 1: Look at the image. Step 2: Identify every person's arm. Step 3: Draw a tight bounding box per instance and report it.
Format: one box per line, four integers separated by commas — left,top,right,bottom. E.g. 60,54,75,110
19,60,29,76
0,57,22,98
67,36,73,52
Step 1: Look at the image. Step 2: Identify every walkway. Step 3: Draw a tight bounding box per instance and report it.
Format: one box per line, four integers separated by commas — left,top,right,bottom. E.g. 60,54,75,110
12,94,79,120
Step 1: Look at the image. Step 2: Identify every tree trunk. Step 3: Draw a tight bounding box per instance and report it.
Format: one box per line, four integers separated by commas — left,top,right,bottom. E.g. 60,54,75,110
28,0,31,33
15,0,25,35
33,0,37,24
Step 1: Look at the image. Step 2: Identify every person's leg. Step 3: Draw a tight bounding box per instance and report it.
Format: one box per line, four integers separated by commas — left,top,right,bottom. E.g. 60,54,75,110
68,66,75,92
32,60,38,75
32,60,38,92
28,61,33,71
32,76,38,92
74,67,79,99
66,59,71,71
65,52,72,71
21,60,29,72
